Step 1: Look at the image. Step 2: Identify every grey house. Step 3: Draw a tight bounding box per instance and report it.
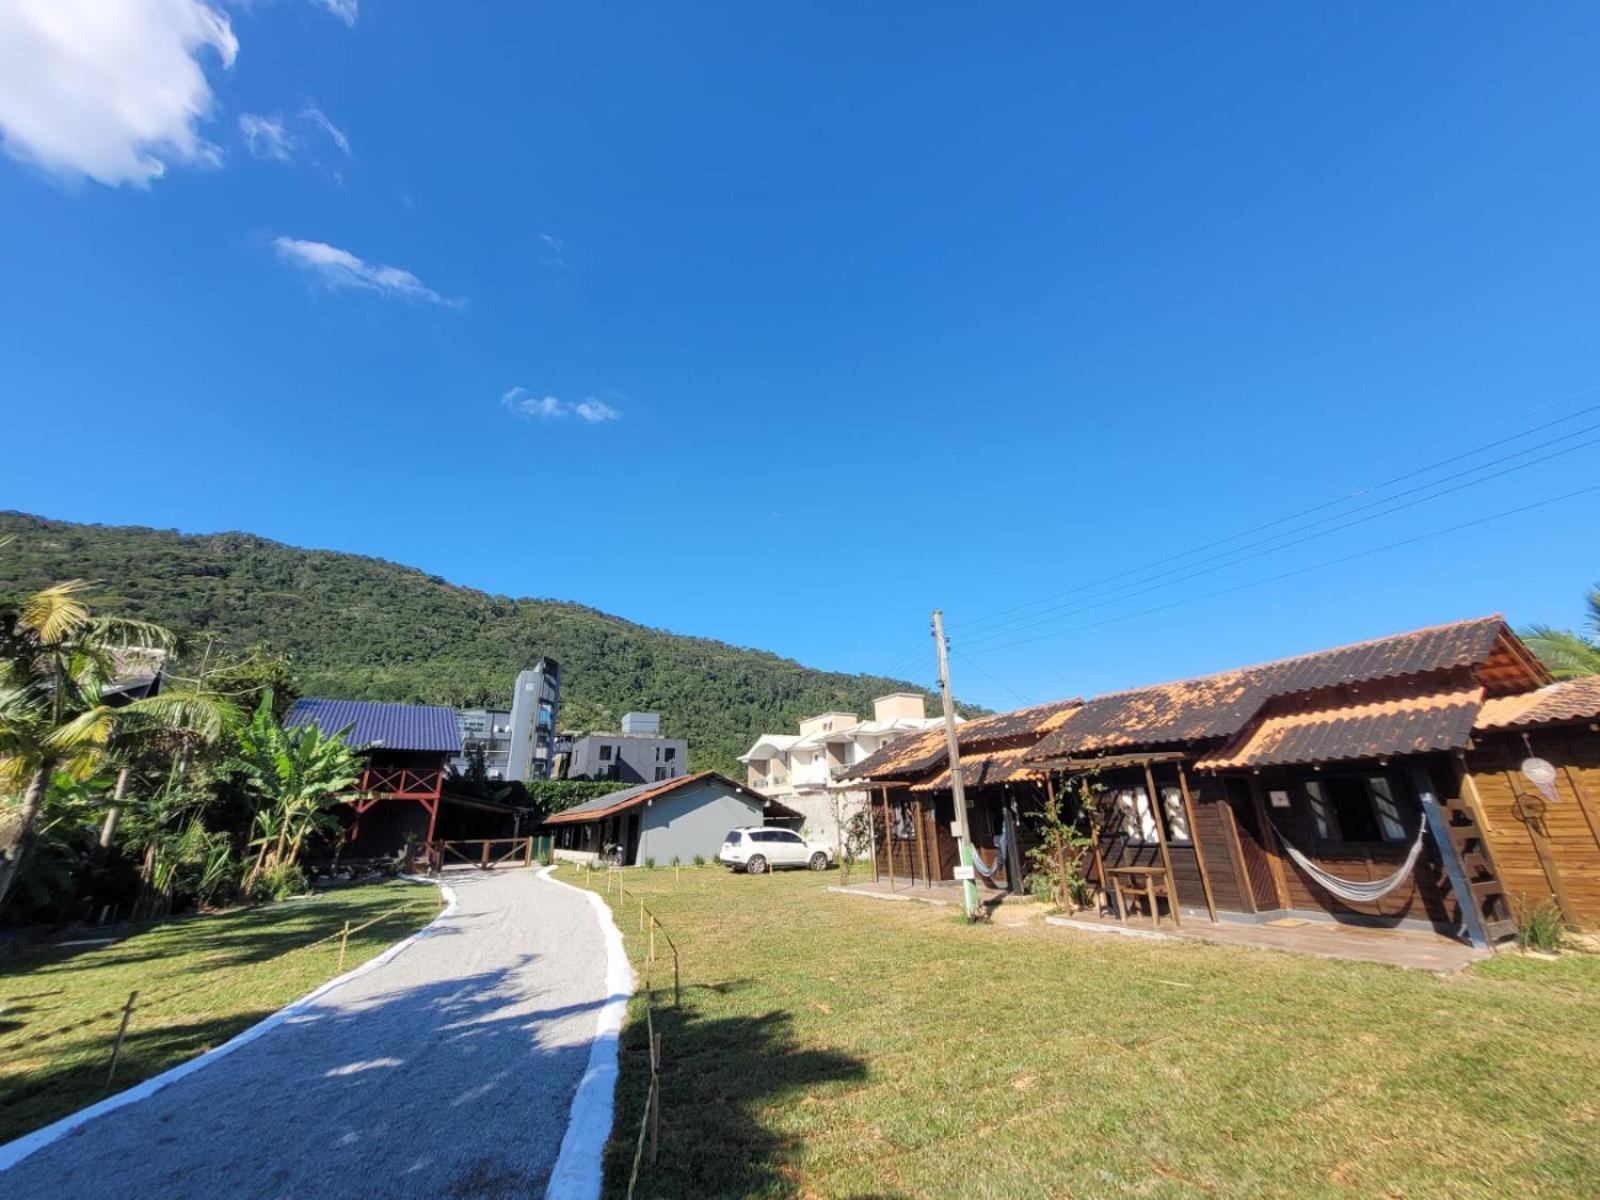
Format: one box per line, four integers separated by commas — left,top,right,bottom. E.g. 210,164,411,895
544,772,801,866
562,711,689,785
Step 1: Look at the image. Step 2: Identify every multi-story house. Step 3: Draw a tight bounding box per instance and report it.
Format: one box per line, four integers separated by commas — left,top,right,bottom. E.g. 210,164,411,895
738,693,950,845
560,711,690,784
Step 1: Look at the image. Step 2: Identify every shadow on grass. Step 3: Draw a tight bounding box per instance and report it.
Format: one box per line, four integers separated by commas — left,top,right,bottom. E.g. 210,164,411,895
1,958,611,1199
602,992,879,1199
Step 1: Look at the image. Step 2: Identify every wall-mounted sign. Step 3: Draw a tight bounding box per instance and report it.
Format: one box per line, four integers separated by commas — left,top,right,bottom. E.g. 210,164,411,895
1269,789,1291,808
953,865,976,882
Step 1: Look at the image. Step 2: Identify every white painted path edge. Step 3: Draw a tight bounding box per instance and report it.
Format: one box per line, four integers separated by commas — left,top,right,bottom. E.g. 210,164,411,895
0,877,459,1175
541,865,635,1200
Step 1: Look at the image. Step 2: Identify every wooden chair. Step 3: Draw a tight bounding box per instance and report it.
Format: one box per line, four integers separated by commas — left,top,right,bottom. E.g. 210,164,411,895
1107,865,1179,928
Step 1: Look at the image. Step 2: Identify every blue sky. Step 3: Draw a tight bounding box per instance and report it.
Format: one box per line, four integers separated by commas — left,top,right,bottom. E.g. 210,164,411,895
3,2,1599,711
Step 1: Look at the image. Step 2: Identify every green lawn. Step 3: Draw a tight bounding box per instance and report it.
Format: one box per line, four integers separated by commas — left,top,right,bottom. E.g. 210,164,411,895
576,865,1600,1199
0,880,442,1143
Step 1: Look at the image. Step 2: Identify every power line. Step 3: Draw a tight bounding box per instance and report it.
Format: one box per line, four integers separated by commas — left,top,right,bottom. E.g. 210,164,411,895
956,426,1600,649
952,650,1037,706
957,481,1600,659
947,385,1600,637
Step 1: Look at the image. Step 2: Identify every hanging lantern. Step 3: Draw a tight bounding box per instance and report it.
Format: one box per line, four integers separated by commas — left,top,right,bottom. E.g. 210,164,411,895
1521,757,1561,806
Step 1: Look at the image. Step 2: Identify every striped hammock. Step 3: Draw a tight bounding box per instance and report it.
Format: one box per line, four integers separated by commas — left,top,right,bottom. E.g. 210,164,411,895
971,828,1008,882
1271,817,1429,904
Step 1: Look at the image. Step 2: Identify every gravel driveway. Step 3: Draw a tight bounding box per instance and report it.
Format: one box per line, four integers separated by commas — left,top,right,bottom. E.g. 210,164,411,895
1,870,620,1199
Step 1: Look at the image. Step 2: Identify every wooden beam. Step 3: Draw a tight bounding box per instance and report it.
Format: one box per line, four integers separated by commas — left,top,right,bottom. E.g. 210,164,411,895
882,793,895,891
1038,751,1190,771
1216,788,1257,915
1455,750,1496,834
1247,775,1291,911
1502,765,1578,926
1142,762,1180,928
869,787,881,883
914,796,930,885
1176,763,1218,923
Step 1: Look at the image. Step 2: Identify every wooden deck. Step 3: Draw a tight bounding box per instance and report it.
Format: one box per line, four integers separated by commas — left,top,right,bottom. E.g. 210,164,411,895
1044,909,1490,972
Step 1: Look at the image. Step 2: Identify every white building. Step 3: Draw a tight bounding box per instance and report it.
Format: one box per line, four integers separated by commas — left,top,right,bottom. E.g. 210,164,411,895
738,693,950,846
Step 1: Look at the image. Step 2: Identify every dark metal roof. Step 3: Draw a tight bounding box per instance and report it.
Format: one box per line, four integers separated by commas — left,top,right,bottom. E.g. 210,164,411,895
285,697,463,754
543,771,801,825
1030,617,1525,761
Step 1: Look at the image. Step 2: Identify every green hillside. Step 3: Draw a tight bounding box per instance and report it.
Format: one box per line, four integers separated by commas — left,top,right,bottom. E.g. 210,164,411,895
0,512,970,773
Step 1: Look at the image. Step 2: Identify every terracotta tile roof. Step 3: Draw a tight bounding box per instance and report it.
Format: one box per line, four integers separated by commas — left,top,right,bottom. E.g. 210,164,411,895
1030,616,1536,761
1197,681,1484,770
908,745,1045,793
842,698,1082,783
1475,675,1600,732
542,771,801,825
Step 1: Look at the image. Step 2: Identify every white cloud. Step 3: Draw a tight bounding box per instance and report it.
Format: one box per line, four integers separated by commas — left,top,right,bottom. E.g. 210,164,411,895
240,113,295,161
0,0,237,187
310,0,359,27
503,388,622,423
536,233,565,266
273,237,461,307
300,103,350,156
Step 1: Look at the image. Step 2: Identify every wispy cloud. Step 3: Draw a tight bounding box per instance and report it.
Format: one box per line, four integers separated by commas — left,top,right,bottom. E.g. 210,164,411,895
309,0,358,27
239,112,295,161
536,233,565,266
502,388,621,423
0,0,236,187
300,102,350,155
273,237,460,306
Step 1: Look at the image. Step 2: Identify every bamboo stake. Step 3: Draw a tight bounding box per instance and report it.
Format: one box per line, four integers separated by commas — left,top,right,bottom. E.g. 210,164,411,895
337,920,351,974
105,990,138,1089
649,1033,662,1165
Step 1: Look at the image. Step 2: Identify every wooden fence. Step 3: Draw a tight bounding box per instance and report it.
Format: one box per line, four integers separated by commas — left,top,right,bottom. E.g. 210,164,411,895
407,836,551,875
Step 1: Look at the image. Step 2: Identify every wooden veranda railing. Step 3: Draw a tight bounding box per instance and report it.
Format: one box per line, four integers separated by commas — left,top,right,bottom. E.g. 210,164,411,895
359,766,445,800
406,836,550,874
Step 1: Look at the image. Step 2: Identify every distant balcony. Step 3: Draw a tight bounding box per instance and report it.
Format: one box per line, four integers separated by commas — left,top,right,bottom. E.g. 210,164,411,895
359,766,445,801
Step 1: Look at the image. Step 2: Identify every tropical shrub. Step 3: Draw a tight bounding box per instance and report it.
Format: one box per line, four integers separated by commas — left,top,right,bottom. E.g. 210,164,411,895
1517,898,1569,953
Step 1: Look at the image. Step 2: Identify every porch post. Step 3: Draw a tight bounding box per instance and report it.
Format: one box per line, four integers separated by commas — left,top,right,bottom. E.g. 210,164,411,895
869,787,881,883
1142,762,1180,927
1408,764,1490,949
1003,791,1025,896
883,793,895,891
1176,763,1218,922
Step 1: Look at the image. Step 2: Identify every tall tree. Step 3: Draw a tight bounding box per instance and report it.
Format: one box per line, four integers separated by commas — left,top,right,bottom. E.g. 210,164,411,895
0,581,176,909
1523,585,1600,679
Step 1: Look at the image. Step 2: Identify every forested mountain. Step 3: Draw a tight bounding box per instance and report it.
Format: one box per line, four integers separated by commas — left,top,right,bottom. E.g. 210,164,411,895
0,513,972,773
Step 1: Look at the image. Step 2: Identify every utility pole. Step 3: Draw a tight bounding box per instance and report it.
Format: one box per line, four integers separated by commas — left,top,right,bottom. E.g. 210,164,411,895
932,610,980,922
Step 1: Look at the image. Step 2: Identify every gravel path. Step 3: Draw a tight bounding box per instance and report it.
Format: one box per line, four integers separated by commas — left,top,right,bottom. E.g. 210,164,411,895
1,870,618,1199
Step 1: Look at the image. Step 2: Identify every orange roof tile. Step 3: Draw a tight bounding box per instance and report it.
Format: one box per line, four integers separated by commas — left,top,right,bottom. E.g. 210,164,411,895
1475,675,1600,732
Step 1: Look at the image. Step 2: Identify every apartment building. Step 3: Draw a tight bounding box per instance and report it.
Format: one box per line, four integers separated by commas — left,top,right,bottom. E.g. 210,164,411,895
450,658,563,782
738,693,948,845
561,711,689,784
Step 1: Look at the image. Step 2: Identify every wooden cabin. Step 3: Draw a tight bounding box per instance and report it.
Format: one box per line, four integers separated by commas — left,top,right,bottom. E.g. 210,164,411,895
1464,676,1600,930
286,697,514,857
841,699,1082,893
848,617,1600,948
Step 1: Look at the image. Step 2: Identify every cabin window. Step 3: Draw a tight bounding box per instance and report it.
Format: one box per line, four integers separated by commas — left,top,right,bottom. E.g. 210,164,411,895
1160,786,1190,843
1304,781,1335,839
1115,789,1160,844
1319,775,1409,843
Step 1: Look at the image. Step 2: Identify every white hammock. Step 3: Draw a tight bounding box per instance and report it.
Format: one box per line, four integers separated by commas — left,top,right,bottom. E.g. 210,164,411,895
1271,817,1429,904
971,828,1008,882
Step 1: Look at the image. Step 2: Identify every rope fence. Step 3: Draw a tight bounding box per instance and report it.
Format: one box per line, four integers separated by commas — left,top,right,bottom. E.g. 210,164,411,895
0,901,422,1092
571,861,683,1199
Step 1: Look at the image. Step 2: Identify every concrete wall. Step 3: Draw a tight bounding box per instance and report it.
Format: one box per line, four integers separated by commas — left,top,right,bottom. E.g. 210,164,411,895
783,790,869,849
637,778,767,865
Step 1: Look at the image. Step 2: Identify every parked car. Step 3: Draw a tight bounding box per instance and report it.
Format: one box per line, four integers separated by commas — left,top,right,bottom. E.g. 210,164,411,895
718,827,832,874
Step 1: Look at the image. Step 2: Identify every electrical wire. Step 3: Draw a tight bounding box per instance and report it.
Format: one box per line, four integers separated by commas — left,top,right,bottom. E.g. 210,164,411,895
956,481,1600,659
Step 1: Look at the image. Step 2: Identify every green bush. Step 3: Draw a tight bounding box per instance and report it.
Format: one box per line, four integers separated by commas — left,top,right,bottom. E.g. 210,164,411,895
1517,898,1568,953
644,856,657,870
250,862,308,903
692,854,706,867
670,855,682,867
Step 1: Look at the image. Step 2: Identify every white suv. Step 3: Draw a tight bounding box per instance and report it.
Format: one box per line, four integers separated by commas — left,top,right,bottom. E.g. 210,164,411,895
718,827,832,874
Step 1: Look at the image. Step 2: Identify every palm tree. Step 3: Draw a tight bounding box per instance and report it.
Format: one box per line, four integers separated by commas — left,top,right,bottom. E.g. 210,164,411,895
1523,585,1600,679
0,582,178,909
232,692,362,891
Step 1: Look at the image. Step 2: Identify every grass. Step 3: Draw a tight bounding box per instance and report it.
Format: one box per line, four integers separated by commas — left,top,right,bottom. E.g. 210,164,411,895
574,864,1600,1199
0,880,442,1143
